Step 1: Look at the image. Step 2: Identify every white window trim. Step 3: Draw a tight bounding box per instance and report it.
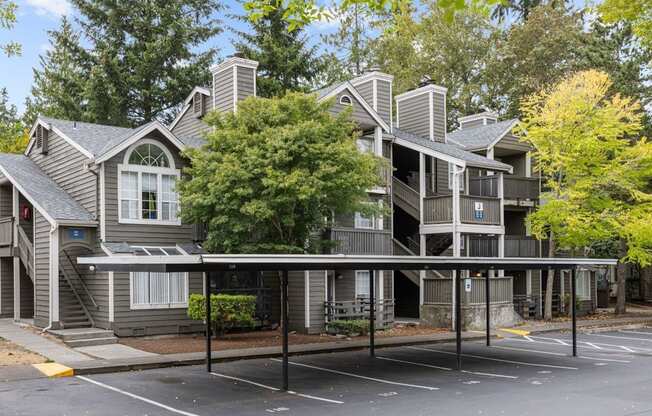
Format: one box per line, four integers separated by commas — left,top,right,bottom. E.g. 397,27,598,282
129,245,189,310
354,211,375,230
339,94,353,106
118,139,181,226
576,270,591,301
355,270,371,299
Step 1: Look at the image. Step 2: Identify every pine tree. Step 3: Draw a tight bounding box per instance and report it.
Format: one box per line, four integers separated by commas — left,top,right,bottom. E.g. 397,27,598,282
233,7,324,97
0,88,28,153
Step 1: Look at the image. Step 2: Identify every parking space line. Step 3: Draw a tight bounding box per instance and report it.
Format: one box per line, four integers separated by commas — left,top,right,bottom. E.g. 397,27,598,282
76,376,200,416
530,336,652,353
210,372,343,404
378,355,518,379
491,344,631,363
408,346,578,370
620,329,652,336
505,336,636,357
270,358,439,391
592,333,652,342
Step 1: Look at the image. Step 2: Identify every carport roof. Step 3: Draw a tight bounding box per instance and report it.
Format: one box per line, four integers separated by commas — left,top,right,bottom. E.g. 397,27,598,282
77,254,617,273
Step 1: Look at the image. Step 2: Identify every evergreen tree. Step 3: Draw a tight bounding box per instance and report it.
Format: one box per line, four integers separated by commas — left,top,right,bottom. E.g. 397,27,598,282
233,6,324,97
0,88,28,153
492,0,569,21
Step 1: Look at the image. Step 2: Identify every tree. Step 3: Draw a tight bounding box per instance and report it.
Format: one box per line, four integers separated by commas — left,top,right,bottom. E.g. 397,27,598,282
0,0,20,56
491,0,568,21
26,18,88,125
518,70,652,318
0,88,28,153
178,93,382,254
31,0,222,127
373,3,499,126
484,5,587,118
600,0,652,50
233,6,323,97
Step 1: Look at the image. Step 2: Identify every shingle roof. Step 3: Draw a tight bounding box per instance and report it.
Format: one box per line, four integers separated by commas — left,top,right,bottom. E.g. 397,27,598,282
38,116,205,159
392,128,513,172
0,154,95,223
446,119,519,151
313,81,348,100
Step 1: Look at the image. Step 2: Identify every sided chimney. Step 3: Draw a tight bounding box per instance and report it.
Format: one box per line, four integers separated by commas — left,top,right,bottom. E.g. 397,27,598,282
395,80,447,142
458,111,498,129
210,54,259,113
350,68,394,127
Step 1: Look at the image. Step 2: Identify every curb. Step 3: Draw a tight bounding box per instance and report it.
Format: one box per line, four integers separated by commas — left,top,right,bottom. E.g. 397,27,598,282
32,363,74,378
522,319,652,335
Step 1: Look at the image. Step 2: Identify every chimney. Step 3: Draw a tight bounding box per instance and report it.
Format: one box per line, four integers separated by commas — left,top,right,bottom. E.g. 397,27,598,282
210,54,259,113
458,111,498,129
350,69,394,127
395,83,447,142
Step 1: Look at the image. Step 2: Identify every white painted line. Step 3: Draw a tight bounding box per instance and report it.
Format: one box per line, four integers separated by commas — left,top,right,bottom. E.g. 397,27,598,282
586,342,603,350
505,337,636,357
270,358,439,391
210,372,343,404
492,344,631,363
378,355,517,379
620,330,652,336
593,333,652,342
408,346,578,370
76,376,200,416
531,336,652,353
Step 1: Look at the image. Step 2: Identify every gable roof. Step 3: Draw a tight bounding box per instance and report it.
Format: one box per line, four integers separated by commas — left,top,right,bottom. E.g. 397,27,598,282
392,128,513,172
0,154,95,225
314,81,391,132
447,119,519,151
169,86,211,131
28,116,203,163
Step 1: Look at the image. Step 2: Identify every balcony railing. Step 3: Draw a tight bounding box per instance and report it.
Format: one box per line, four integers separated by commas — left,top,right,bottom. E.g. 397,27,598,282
469,235,550,257
469,175,539,200
422,195,500,225
0,216,12,246
324,299,395,328
423,276,513,305
329,227,393,255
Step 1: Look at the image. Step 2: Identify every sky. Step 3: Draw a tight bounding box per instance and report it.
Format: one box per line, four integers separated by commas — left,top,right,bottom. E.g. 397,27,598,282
0,0,594,115
0,0,340,114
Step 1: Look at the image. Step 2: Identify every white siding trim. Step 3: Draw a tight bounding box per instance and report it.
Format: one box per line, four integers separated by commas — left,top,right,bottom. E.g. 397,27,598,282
304,271,310,329
99,163,106,241
428,91,434,141
319,82,391,132
0,166,56,226
95,122,186,164
233,65,238,113
50,225,59,325
25,119,95,159
12,186,19,320
372,79,378,110
108,272,114,323
395,84,447,102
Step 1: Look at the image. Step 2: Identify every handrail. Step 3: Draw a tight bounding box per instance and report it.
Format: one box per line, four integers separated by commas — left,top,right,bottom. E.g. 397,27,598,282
16,226,34,281
62,249,98,309
392,177,420,211
0,216,13,224
59,261,95,327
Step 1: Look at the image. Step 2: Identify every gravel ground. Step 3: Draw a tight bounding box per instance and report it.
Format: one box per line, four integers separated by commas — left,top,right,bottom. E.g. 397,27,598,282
0,338,46,366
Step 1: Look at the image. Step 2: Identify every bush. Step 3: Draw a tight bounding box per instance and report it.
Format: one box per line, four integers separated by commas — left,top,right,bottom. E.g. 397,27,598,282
326,319,370,336
188,293,256,335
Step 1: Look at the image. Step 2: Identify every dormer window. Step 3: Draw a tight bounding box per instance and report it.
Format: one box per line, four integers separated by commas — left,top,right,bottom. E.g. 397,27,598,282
118,140,180,225
193,92,204,117
339,95,353,106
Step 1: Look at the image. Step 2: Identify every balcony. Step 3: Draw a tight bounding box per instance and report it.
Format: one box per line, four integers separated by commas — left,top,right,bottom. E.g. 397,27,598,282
0,216,12,247
469,235,549,257
423,276,513,305
469,175,539,201
328,227,393,255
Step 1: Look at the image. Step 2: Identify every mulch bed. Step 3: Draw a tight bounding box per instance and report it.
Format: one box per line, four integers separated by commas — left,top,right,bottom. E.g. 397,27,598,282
120,325,450,355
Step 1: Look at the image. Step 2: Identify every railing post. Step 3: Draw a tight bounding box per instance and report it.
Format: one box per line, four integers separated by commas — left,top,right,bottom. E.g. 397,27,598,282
369,270,375,357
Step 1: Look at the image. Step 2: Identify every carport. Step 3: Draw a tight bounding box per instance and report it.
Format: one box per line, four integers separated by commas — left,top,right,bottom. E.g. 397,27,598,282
77,254,616,392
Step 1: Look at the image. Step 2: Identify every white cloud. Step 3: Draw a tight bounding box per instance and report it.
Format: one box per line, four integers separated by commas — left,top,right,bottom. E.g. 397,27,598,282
25,0,72,18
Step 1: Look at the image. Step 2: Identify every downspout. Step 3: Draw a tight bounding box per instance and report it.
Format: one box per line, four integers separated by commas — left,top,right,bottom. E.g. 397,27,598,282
43,222,59,333
451,164,465,331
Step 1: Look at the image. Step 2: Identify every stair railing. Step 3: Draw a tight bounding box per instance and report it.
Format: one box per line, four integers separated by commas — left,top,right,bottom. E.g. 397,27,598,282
16,226,34,282
59,262,95,327
62,249,98,310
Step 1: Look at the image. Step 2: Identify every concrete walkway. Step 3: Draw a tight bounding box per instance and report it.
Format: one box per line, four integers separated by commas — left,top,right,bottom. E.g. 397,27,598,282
0,319,92,364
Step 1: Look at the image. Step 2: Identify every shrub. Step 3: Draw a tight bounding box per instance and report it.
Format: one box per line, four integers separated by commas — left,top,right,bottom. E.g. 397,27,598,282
188,293,256,335
326,319,370,336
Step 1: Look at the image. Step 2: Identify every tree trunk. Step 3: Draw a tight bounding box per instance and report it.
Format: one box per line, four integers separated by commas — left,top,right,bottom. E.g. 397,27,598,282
615,240,627,315
544,234,556,321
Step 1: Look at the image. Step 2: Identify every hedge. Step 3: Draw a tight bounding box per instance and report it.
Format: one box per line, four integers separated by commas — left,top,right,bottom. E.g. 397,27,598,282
188,293,256,335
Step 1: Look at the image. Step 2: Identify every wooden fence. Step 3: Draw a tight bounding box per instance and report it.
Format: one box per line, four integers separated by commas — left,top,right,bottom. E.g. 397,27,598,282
324,299,395,328
423,276,513,305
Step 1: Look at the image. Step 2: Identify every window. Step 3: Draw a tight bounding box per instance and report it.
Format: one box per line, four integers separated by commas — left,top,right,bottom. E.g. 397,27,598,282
355,270,370,298
576,270,591,300
448,163,464,191
339,95,352,105
118,140,180,225
356,138,373,154
130,246,188,309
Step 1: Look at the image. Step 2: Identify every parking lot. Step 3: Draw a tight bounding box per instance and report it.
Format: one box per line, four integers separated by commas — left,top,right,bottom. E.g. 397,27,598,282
3,327,652,416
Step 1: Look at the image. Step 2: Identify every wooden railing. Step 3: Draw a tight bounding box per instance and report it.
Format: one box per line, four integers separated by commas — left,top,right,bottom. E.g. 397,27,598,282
460,195,500,225
392,177,420,218
0,216,12,246
423,276,512,305
469,235,550,257
329,227,393,255
324,299,395,328
423,195,452,223
17,226,34,282
469,175,539,200
61,249,98,310
59,262,95,327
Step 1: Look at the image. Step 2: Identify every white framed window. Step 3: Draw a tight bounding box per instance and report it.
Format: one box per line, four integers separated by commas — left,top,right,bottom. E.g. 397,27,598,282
354,211,375,229
130,246,188,309
356,137,374,154
448,163,465,191
355,270,370,298
118,139,181,225
339,95,353,106
576,270,591,300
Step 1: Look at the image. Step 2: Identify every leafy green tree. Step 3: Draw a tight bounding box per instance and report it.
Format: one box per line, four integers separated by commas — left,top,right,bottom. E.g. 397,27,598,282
491,0,568,21
0,88,28,153
600,0,652,50
519,70,652,318
485,4,586,118
233,6,323,97
373,3,499,126
0,0,20,57
26,18,88,126
179,93,382,254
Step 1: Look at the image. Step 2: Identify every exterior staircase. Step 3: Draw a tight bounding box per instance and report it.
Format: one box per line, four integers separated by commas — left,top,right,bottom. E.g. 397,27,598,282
393,238,450,286
59,276,93,329
49,327,118,348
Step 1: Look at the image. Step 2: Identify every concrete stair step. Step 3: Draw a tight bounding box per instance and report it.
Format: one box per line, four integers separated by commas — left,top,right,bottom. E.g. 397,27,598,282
61,322,92,329
65,337,118,348
49,328,115,341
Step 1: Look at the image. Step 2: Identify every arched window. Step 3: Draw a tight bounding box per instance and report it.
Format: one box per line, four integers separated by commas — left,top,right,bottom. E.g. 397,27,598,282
339,95,353,106
118,140,180,224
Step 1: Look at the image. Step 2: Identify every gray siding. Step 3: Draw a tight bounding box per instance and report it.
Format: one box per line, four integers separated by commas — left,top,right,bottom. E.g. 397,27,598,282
460,119,485,129
0,185,11,217
213,68,234,113
237,66,256,101
0,257,12,317
355,80,373,106
397,93,430,140
171,94,213,140
20,265,33,319
27,130,97,217
307,270,325,334
432,92,446,141
377,80,392,125
330,89,378,128
33,210,49,327
103,134,194,244
287,270,305,332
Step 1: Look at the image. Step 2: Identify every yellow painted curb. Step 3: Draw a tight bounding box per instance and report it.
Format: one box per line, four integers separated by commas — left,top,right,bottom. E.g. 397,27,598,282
497,328,530,337
33,363,74,378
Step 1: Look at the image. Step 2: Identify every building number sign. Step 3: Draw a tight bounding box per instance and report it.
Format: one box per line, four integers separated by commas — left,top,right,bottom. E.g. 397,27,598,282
474,201,484,220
